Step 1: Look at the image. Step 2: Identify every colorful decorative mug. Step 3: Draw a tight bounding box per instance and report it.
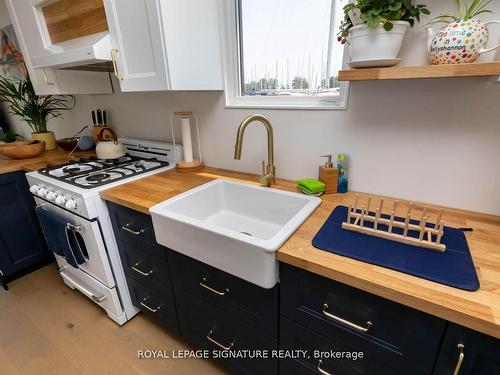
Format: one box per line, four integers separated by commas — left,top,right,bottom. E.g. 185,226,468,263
427,19,500,65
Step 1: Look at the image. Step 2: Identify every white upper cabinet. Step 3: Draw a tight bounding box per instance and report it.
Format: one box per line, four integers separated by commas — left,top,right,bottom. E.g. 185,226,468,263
6,0,223,93
5,0,113,95
103,0,170,91
103,0,223,92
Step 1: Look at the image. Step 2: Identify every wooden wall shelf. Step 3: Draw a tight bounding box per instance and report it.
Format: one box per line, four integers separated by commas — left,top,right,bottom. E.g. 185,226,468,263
339,61,500,81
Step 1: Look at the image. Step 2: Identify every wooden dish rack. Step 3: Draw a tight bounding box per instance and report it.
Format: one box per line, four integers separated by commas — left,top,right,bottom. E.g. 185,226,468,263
342,195,446,253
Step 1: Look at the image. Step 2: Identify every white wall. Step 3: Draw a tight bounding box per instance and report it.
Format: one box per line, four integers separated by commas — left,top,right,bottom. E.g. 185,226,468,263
67,76,500,216
0,0,9,26
2,0,500,215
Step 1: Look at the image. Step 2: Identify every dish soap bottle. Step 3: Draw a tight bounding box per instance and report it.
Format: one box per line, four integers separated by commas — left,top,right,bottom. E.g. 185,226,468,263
318,155,339,194
336,153,349,193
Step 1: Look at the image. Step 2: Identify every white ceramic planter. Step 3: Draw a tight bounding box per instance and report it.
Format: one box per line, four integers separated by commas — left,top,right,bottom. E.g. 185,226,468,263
349,21,410,61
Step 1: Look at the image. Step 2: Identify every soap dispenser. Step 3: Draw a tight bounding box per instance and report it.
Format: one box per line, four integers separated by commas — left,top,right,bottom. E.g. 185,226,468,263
318,155,339,194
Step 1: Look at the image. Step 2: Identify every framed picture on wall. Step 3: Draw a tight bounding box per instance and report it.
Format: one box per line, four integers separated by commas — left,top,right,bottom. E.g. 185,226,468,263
0,24,27,80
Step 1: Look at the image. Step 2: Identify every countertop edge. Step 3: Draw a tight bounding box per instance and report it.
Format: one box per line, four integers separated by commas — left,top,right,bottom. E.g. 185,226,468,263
100,192,151,215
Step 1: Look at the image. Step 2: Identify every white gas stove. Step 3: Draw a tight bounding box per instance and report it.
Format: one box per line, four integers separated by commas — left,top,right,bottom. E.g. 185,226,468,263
26,138,182,325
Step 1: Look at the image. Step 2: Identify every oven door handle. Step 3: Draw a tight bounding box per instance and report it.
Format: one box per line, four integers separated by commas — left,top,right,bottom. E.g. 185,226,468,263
59,269,107,303
65,224,86,265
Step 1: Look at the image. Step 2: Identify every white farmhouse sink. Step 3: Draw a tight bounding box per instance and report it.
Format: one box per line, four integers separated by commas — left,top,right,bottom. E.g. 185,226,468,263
150,179,321,288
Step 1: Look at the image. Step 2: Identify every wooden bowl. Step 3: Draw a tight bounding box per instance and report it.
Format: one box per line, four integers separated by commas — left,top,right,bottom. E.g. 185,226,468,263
0,140,46,159
57,137,79,151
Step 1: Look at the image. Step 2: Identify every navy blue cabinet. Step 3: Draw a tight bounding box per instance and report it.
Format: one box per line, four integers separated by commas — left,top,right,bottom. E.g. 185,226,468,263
280,316,403,375
280,263,447,375
433,324,500,375
170,251,279,375
0,171,51,287
168,250,278,338
176,291,278,375
107,202,180,334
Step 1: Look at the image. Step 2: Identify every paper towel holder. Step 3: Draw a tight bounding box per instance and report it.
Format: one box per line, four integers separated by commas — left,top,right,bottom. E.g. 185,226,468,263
169,111,204,172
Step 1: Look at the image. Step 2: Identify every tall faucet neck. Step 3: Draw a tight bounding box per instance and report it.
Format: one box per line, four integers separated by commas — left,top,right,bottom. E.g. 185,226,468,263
234,114,274,164
233,114,276,186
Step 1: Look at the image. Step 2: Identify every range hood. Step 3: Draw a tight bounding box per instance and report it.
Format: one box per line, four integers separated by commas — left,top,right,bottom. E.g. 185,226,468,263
31,32,112,70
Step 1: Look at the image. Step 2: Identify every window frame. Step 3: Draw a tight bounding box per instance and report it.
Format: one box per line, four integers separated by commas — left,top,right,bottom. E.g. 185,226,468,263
218,0,350,110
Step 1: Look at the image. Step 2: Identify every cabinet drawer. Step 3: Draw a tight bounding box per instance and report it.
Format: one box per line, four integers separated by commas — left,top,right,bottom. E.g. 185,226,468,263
280,317,403,375
168,250,278,337
177,292,278,375
107,202,158,249
433,324,500,375
280,264,446,374
117,239,171,293
126,277,179,335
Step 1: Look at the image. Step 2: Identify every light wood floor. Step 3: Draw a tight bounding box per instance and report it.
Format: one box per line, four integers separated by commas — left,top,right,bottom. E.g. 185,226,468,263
0,264,230,375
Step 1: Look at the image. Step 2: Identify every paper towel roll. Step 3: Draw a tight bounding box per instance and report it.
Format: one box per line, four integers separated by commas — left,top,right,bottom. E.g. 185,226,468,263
180,117,193,162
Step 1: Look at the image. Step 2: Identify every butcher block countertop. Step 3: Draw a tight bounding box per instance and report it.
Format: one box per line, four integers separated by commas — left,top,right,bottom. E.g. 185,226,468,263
0,149,95,174
100,167,500,339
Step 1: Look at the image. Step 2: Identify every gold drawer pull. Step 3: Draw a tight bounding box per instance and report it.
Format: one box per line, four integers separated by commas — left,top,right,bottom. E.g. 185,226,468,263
132,262,153,277
140,297,162,313
206,329,234,351
317,360,332,375
322,304,372,333
111,48,124,81
453,344,465,375
200,277,229,296
121,223,145,236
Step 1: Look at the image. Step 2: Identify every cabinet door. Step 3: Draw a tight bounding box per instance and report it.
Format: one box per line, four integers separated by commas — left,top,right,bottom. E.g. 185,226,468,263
5,0,113,95
103,0,169,91
433,324,500,375
162,0,223,90
0,172,51,277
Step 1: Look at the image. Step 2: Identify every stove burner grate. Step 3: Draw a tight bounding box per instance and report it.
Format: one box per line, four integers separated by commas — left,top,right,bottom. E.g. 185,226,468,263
103,159,121,166
63,166,82,175
37,155,170,189
86,173,111,184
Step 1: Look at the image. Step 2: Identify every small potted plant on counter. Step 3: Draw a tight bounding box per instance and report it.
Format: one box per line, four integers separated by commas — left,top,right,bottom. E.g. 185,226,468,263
426,0,500,65
0,75,75,150
338,0,430,68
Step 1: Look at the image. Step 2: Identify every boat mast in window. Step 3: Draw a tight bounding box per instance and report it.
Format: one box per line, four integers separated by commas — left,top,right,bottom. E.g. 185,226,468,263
237,0,344,98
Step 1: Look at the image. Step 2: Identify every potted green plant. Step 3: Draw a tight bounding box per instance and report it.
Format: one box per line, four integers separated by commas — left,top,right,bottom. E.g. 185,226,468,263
0,75,75,150
338,0,430,67
426,0,500,64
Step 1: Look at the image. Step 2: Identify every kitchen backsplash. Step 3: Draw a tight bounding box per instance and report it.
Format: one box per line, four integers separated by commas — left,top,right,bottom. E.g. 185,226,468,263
1,0,500,215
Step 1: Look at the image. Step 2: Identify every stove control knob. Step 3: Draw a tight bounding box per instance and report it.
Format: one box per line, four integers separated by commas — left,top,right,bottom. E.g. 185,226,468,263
46,191,56,201
37,187,47,198
65,199,77,210
29,185,39,194
55,195,66,205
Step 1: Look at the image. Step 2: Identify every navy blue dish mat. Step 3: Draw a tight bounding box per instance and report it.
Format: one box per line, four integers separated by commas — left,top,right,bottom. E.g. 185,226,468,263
312,206,480,291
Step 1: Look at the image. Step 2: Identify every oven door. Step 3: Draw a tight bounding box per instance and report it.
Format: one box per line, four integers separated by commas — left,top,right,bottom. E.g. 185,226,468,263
35,198,115,288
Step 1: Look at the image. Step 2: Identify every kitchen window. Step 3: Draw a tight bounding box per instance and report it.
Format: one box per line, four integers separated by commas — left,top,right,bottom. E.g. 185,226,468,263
220,0,349,109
